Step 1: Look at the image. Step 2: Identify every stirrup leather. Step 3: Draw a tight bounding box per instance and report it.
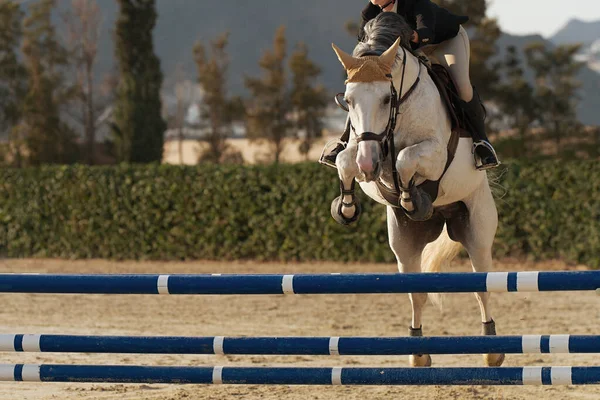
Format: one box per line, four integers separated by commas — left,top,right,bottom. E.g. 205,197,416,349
472,140,501,171
318,139,347,169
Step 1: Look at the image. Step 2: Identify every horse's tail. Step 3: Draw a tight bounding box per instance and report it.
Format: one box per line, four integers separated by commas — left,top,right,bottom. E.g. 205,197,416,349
421,224,462,310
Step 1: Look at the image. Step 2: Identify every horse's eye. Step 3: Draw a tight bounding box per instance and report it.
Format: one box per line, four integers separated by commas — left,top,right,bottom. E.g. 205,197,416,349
383,95,391,105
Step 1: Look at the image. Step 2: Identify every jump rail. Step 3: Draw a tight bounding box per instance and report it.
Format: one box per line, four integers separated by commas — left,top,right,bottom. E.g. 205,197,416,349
0,271,599,294
1,334,599,355
2,365,599,385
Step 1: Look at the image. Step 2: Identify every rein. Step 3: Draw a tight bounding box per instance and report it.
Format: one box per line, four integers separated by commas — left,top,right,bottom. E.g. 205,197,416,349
378,0,396,11
353,46,421,193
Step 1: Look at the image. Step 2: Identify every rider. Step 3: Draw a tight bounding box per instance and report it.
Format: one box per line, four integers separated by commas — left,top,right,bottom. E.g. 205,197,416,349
322,0,500,170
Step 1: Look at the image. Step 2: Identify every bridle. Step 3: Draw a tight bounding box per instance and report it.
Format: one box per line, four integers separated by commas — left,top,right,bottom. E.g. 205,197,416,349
345,46,422,193
353,47,421,148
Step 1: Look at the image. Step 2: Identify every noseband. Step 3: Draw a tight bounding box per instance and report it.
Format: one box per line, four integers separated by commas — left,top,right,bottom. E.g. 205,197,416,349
352,46,421,192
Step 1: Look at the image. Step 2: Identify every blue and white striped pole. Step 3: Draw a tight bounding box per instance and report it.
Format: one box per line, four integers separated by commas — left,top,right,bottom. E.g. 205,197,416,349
0,271,599,294
1,365,599,385
1,334,599,355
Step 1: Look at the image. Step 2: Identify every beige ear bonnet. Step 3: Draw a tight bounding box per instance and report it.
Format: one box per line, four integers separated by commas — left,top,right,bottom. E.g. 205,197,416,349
332,37,401,84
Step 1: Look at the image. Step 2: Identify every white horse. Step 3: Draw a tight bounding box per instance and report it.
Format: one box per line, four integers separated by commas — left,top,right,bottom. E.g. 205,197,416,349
330,14,504,367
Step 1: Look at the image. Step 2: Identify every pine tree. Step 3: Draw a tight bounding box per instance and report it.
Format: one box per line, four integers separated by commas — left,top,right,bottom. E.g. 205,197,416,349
0,1,27,165
289,42,328,160
22,0,78,165
245,26,290,164
113,0,166,163
524,42,583,156
194,33,240,164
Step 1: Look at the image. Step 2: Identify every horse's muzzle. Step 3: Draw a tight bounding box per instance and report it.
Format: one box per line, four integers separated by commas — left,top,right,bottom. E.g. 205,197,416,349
357,160,382,183
356,142,383,182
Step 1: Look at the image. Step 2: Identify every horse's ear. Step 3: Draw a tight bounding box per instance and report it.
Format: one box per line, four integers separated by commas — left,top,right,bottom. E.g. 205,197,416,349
380,37,401,67
332,43,357,70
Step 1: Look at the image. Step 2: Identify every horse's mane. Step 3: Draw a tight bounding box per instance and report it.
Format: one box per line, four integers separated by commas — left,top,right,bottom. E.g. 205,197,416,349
353,12,417,65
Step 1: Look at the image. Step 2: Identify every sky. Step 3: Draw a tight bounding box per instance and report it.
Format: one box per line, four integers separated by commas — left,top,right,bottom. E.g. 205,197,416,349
488,0,600,37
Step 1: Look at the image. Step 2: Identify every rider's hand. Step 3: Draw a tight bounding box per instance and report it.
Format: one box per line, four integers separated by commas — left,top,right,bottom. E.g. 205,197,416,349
370,0,395,12
411,31,419,43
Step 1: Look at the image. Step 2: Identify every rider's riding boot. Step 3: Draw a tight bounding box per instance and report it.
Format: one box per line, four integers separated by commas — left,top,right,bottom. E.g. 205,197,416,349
319,117,351,167
463,87,500,170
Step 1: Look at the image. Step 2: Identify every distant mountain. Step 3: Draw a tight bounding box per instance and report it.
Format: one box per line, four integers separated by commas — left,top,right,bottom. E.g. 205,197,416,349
551,18,600,47
550,18,600,73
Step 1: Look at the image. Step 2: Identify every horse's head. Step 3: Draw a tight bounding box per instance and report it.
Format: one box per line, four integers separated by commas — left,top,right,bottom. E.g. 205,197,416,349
332,37,401,182
332,12,414,181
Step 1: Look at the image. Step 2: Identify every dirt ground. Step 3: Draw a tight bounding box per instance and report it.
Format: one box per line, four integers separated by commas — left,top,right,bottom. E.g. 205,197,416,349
0,258,598,400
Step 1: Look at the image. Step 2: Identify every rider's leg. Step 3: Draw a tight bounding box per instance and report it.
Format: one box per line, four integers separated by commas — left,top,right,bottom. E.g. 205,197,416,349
431,26,473,101
320,114,351,167
430,26,500,170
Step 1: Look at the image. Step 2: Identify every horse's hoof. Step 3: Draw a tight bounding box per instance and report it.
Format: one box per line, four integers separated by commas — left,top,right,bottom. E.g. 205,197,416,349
330,195,361,226
484,353,505,367
404,186,433,222
409,354,432,367
481,320,504,365
482,319,498,336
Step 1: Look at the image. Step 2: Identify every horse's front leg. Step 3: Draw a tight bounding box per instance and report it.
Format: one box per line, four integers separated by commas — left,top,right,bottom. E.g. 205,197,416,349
396,138,446,221
387,207,444,367
330,145,362,225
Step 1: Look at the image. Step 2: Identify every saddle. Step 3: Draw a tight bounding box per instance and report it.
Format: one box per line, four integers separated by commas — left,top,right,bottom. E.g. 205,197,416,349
427,63,472,135
375,62,471,209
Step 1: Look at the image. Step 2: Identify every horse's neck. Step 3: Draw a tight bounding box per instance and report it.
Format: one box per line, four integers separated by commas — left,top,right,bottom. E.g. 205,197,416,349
392,51,420,100
392,52,451,144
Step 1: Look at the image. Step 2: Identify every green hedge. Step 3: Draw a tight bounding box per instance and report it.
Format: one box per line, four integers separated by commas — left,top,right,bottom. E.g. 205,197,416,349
0,162,598,267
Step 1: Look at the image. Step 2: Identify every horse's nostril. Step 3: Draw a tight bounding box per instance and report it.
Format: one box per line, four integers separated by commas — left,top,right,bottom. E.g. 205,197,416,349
374,164,382,178
358,162,382,183
363,171,375,182
356,156,375,174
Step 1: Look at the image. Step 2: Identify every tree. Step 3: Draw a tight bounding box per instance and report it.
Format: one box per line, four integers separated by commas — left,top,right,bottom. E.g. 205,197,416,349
494,46,538,157
21,0,78,165
0,1,27,166
524,42,583,156
168,65,190,165
245,26,290,164
63,0,102,165
591,126,600,159
289,42,328,160
112,0,166,163
345,20,359,38
193,33,241,164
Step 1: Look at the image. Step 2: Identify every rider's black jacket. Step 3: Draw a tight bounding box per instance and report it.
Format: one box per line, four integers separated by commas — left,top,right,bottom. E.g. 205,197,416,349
359,0,469,48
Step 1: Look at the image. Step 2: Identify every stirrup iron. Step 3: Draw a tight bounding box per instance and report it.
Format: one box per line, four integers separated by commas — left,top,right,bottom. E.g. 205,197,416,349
318,139,347,169
472,140,500,171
